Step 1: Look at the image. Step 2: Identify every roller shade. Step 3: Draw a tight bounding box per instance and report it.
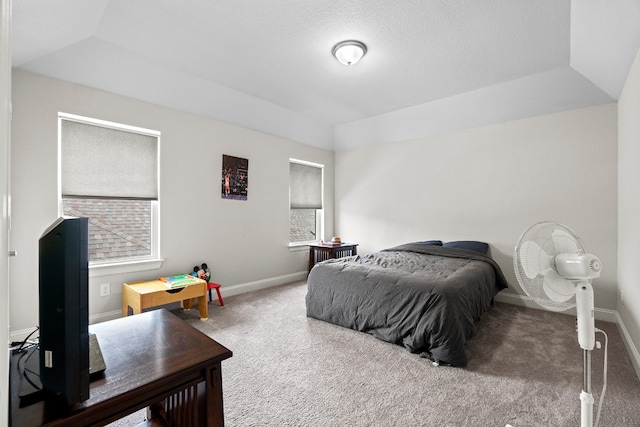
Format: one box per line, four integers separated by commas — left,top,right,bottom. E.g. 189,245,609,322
289,161,323,209
61,119,158,200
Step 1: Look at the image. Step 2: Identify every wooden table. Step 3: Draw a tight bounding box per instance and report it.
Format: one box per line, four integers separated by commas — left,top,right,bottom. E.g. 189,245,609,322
9,309,233,426
122,278,209,320
308,242,359,273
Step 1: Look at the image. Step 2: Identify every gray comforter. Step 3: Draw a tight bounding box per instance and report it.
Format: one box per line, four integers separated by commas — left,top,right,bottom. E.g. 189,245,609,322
305,243,509,367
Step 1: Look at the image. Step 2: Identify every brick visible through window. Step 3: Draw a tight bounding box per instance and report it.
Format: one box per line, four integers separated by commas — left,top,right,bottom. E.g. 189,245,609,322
289,208,317,243
63,198,152,262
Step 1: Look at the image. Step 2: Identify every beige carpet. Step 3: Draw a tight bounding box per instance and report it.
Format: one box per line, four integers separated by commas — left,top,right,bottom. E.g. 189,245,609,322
111,281,640,426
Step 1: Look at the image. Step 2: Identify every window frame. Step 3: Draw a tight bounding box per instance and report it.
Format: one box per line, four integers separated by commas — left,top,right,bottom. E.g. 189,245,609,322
288,158,324,247
58,113,163,277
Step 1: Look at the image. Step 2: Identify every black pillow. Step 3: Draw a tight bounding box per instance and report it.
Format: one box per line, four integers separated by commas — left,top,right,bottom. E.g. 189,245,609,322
443,240,489,254
416,240,443,246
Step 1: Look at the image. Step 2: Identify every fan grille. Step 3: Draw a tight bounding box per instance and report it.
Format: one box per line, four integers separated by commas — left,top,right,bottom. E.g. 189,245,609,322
513,222,587,312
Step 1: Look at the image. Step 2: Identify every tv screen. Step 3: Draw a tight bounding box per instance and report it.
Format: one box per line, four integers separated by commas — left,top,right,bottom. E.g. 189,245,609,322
38,216,90,406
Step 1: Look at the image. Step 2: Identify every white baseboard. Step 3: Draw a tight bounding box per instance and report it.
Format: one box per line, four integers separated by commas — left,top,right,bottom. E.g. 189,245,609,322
90,310,121,325
9,326,39,344
10,271,309,341
89,271,309,325
220,271,308,298
495,292,640,379
614,311,640,380
10,311,123,342
91,272,308,325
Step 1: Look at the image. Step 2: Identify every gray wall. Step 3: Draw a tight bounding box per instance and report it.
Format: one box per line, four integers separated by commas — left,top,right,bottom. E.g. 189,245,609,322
9,69,334,335
1,0,12,418
618,48,640,369
335,105,618,309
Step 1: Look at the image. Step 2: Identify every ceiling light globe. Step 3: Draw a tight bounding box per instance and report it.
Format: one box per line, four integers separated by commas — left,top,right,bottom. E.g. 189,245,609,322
332,40,367,66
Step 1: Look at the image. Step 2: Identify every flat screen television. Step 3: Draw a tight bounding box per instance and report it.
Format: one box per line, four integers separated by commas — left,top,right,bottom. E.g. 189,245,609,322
38,216,90,406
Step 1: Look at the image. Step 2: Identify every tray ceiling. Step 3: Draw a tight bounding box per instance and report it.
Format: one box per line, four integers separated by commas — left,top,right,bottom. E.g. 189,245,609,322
11,0,640,150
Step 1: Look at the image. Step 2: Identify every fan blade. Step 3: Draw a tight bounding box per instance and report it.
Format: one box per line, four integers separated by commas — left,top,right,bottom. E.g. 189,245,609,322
520,240,551,279
552,228,579,254
542,269,575,303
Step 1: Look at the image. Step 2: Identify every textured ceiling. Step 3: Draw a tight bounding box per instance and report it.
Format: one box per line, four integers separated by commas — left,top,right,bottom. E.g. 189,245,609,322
11,0,640,151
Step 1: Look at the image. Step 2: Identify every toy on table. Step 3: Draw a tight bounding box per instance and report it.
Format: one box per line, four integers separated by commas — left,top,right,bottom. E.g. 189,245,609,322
192,262,224,306
192,263,211,282
159,274,201,288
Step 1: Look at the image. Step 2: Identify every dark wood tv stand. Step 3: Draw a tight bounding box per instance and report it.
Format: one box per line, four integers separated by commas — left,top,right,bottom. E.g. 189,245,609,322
9,309,233,426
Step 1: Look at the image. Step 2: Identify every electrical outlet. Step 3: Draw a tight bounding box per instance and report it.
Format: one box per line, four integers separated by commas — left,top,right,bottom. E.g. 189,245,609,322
620,289,624,306
100,283,111,297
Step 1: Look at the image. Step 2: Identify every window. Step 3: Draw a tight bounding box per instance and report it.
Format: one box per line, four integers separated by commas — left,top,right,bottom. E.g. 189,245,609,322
59,113,160,266
289,159,323,244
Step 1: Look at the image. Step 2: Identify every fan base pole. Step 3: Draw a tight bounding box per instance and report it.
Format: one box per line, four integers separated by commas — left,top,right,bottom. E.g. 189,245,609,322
581,349,594,427
580,390,594,427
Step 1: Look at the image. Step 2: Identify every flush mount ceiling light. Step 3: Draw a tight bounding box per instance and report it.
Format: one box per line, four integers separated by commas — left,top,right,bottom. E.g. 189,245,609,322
332,40,368,66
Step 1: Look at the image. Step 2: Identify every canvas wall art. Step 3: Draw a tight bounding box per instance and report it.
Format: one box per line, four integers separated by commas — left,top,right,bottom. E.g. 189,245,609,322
221,154,248,200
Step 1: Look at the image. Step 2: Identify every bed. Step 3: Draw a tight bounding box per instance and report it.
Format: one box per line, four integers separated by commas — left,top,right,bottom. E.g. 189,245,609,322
305,241,509,367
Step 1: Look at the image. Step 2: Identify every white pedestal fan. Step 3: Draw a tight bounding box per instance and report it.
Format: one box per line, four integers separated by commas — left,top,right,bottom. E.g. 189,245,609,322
513,222,608,427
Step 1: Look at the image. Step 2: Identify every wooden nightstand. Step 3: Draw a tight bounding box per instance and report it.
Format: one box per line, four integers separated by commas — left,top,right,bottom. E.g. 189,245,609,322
308,242,359,273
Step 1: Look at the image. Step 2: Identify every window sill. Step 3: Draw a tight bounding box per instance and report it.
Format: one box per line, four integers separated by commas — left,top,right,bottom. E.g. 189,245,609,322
288,243,312,252
89,258,165,278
